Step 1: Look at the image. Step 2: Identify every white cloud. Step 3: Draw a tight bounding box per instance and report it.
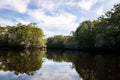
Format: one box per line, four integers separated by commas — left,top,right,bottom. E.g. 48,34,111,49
96,6,104,16
1,0,119,37
28,9,79,37
43,23,78,37
0,18,14,26
103,0,120,11
28,9,77,25
0,0,30,13
43,30,57,37
0,17,31,26
65,0,76,6
95,0,120,16
78,0,99,11
33,0,64,12
80,17,85,22
15,18,31,24
29,59,81,80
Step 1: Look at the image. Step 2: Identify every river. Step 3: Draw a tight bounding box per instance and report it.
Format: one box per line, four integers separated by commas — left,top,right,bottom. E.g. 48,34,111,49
0,49,120,80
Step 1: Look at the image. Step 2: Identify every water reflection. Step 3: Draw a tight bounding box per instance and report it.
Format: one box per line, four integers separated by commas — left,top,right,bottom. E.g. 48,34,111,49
0,49,120,80
0,50,46,75
46,50,120,80
36,58,80,80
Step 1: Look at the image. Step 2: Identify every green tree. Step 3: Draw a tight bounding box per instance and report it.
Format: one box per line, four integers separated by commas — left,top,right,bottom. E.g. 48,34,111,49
0,23,45,49
47,35,65,48
74,21,95,49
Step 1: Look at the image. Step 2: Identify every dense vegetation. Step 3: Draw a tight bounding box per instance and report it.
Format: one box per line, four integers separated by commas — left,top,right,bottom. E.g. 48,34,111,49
0,23,45,49
47,35,77,49
0,4,120,50
47,4,120,50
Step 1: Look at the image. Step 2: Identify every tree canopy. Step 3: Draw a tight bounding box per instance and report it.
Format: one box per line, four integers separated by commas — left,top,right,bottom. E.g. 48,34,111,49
47,3,120,50
1,3,120,50
0,23,45,49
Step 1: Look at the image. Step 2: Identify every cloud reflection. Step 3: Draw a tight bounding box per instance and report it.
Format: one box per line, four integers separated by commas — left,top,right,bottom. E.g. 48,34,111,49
30,59,81,80
0,59,82,80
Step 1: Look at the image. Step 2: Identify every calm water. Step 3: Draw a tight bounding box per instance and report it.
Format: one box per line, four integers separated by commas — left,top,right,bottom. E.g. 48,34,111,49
0,50,120,80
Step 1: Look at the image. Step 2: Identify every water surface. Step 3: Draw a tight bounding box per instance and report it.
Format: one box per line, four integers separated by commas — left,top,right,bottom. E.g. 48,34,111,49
0,50,120,80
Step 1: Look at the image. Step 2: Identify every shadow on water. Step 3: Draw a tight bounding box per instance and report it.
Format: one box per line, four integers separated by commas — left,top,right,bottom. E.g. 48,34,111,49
46,50,120,80
0,49,46,75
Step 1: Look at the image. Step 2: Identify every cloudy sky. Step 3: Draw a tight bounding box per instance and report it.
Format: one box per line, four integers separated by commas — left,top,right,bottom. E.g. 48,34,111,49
0,0,120,37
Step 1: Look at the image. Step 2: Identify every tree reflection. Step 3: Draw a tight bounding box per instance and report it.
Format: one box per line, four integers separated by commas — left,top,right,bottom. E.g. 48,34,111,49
0,49,120,80
46,50,79,62
46,50,120,80
0,50,46,75
74,53,120,80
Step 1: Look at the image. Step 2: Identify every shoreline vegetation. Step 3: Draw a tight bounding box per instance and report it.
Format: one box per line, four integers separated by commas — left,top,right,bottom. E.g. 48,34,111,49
47,3,120,51
0,4,120,51
0,23,46,49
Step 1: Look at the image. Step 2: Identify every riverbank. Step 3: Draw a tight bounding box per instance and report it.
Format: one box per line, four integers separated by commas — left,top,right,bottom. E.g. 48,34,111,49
47,47,120,53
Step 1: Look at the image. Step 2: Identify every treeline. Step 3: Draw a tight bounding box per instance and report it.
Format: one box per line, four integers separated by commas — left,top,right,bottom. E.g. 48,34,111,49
0,23,45,49
47,3,120,50
47,35,77,49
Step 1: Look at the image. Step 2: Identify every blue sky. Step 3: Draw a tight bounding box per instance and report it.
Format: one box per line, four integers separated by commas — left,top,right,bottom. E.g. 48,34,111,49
0,0,120,37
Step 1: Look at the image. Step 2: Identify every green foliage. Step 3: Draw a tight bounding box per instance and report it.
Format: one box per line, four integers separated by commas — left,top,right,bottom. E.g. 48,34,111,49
0,23,45,49
47,35,78,49
47,35,65,48
74,3,120,49
1,3,120,50
47,3,120,49
63,36,78,49
74,21,95,48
